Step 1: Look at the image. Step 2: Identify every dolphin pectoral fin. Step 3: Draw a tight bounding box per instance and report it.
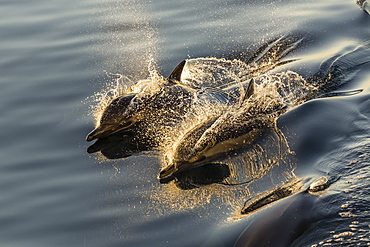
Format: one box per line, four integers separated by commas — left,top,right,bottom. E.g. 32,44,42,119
86,124,114,142
168,60,186,81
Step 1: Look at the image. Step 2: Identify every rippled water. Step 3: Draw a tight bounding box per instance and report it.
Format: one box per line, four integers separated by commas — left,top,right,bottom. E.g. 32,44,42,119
1,0,369,246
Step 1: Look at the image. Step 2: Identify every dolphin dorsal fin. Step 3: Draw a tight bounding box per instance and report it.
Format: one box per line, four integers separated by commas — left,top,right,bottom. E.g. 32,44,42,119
245,78,254,98
237,78,254,106
168,60,186,81
236,78,254,107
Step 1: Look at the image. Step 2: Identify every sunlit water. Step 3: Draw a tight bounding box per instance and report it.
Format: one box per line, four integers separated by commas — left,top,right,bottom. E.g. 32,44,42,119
1,0,370,246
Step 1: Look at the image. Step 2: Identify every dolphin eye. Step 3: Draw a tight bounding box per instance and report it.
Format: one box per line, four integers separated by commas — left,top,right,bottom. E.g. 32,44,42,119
164,155,172,165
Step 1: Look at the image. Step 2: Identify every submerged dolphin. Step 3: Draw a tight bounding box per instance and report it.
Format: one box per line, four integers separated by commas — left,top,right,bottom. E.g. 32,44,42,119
234,177,331,247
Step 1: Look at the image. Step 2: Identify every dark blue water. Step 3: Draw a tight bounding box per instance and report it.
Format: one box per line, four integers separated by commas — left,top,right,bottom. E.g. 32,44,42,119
1,0,369,246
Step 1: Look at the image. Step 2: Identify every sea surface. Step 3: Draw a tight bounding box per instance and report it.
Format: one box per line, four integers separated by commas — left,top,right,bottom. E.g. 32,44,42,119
1,0,370,246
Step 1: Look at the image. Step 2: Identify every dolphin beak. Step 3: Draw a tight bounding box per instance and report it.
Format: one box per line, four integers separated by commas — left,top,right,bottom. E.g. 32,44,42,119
86,125,114,142
158,165,177,183
158,160,199,183
86,120,134,142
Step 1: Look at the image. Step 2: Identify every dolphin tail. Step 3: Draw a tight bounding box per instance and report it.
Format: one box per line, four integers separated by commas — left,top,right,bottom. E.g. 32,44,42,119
238,35,303,81
246,35,303,65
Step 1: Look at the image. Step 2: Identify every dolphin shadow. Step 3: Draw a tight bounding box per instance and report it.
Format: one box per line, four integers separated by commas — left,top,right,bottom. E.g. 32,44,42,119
87,131,232,189
165,163,231,190
86,127,155,159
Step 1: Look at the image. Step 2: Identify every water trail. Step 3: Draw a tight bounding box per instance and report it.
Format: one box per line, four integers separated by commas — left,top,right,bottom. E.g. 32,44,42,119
357,0,370,14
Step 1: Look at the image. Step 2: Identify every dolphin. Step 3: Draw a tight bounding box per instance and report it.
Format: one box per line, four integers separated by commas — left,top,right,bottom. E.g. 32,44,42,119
234,177,331,247
86,61,188,142
158,78,290,183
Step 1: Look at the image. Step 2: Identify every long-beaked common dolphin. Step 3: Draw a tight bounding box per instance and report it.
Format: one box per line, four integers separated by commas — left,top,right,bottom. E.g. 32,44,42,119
158,78,290,183
86,61,193,142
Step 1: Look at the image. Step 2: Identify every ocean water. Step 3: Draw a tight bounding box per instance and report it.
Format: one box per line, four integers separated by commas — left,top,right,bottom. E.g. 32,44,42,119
1,0,369,246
